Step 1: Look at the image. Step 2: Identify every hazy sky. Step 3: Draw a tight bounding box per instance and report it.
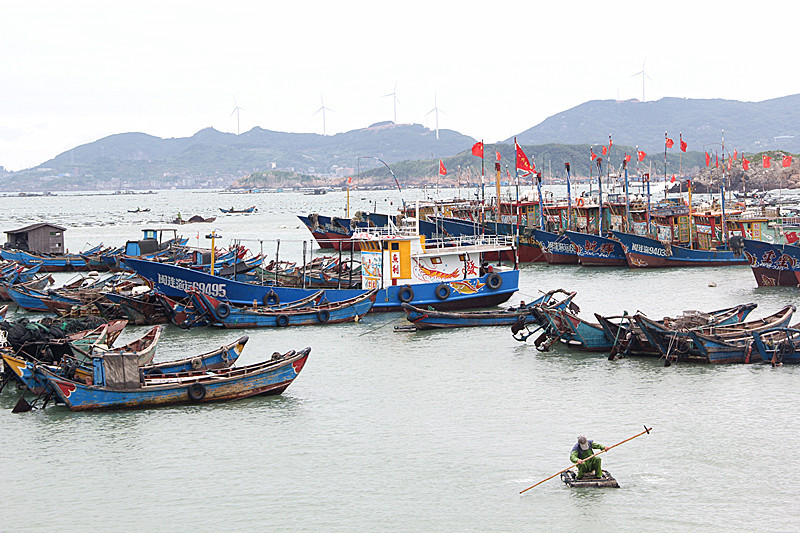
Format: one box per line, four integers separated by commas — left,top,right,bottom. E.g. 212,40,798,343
1,1,798,171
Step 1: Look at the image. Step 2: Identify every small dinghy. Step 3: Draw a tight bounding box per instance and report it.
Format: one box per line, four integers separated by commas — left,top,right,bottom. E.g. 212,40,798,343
560,470,620,488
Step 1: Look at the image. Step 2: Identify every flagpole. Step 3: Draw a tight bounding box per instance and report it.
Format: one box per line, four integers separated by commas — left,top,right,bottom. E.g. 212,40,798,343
664,131,668,200
688,177,693,248
495,147,502,234
679,132,684,204
481,139,485,235
721,130,727,243
597,157,603,236
623,157,630,232
565,163,573,231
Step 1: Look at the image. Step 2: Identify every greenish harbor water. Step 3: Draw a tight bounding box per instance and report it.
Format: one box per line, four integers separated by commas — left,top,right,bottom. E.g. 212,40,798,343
0,189,795,532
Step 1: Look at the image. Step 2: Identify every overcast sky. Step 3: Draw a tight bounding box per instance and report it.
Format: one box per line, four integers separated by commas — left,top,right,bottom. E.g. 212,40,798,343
1,1,798,171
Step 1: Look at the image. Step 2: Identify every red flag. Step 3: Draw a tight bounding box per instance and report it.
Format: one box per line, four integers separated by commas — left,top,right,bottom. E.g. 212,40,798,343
733,149,738,160
347,176,352,184
727,159,732,170
602,145,607,155
439,160,447,175
625,154,632,163
715,153,718,168
609,135,613,146
680,138,687,152
705,152,711,166
515,142,534,173
783,155,793,167
763,155,772,168
471,141,484,158
670,174,676,183
687,179,691,189
590,149,597,161
743,158,750,170
495,150,501,162
637,150,646,162
665,137,674,148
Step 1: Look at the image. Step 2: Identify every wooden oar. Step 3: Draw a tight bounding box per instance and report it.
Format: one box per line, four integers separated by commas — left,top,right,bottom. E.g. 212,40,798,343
520,425,652,494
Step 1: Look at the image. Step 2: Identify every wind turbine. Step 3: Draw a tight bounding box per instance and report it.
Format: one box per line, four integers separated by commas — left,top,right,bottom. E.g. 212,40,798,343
631,58,652,102
426,93,444,140
313,93,333,136
383,82,399,124
230,97,244,135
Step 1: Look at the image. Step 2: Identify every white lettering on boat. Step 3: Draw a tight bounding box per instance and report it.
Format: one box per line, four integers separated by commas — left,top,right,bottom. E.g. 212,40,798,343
157,273,227,297
631,243,668,257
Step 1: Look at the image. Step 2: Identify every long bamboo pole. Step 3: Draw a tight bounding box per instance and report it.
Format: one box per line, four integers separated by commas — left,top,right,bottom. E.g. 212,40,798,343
519,425,652,494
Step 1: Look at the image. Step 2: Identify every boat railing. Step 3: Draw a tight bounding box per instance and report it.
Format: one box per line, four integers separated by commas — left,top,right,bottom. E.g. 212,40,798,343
422,234,515,252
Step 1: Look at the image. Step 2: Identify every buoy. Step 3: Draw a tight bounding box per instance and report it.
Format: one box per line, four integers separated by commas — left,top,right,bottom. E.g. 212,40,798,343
708,282,717,287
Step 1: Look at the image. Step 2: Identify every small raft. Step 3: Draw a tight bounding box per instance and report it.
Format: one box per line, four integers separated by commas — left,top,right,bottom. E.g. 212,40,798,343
560,470,620,488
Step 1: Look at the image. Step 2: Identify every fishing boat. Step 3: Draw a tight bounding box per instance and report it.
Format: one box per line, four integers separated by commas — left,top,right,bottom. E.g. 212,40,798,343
634,305,795,363
560,470,620,488
565,230,627,267
610,230,748,268
401,290,555,330
750,326,800,365
171,214,217,224
219,206,257,214
87,325,163,365
40,345,310,411
742,238,800,287
141,335,246,374
188,288,377,328
534,229,579,265
127,208,151,213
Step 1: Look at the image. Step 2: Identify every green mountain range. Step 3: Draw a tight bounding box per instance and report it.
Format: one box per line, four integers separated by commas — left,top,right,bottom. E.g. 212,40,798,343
2,93,799,191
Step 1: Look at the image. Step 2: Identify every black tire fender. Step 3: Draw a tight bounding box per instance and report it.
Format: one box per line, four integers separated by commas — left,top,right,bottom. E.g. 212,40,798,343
276,314,290,327
487,273,503,290
398,285,414,303
217,302,231,319
317,309,330,323
187,382,206,402
435,283,451,300
264,290,279,306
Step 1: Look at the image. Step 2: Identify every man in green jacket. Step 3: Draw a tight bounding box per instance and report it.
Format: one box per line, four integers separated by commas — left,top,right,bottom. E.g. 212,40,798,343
570,435,609,479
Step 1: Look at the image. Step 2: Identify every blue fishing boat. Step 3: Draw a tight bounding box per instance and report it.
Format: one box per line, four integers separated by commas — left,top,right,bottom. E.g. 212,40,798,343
219,206,257,213
7,284,81,312
534,229,579,265
0,244,105,272
401,292,552,330
742,238,800,287
189,288,377,328
610,230,748,268
750,326,800,365
564,230,627,267
40,345,310,411
634,305,795,363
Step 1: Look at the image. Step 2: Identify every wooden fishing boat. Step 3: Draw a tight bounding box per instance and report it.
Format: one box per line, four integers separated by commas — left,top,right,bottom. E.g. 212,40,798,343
511,290,580,347
88,325,163,365
0,275,53,301
560,470,619,488
534,229,579,265
750,326,800,365
189,288,377,328
634,305,795,363
401,291,556,330
142,335,246,374
219,206,257,214
596,303,758,359
536,306,613,352
171,215,217,224
127,208,151,213
742,238,800,287
40,345,311,411
564,230,627,267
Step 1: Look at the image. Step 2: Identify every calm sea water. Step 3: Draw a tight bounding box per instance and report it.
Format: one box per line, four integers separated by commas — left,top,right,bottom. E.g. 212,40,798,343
0,188,797,532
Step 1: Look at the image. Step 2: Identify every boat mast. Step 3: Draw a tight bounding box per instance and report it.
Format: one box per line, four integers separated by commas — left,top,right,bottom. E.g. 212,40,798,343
565,162,573,231
623,157,630,232
721,130,727,243
597,157,603,235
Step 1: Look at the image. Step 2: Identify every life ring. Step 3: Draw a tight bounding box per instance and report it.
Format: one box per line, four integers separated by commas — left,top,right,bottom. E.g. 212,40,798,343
435,283,451,300
217,302,231,319
187,382,206,402
487,273,503,290
317,309,330,323
576,198,585,207
276,314,290,327
264,290,279,306
398,285,414,303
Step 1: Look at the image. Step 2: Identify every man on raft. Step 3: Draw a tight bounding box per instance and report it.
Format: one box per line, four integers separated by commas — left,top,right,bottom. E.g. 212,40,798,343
570,435,609,479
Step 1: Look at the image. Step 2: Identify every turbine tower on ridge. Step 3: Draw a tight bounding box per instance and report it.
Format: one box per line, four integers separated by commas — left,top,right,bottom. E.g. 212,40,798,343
383,82,399,124
631,58,652,102
426,93,444,140
314,94,333,136
231,97,244,135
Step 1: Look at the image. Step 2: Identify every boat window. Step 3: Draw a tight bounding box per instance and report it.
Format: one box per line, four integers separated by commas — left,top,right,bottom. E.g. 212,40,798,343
391,242,399,250
431,257,442,264
459,254,465,261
